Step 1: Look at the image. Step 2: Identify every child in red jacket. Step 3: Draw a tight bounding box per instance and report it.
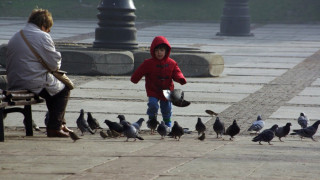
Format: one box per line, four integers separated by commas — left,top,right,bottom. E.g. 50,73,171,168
131,36,187,127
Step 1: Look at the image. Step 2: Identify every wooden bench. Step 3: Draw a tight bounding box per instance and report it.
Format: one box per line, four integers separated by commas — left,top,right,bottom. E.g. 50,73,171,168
0,90,45,142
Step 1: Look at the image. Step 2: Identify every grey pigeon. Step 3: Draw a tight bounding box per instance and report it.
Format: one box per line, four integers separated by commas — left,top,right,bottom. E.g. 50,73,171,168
170,89,191,107
44,111,49,127
23,118,40,131
248,115,265,133
32,119,40,131
213,117,225,138
198,132,205,141
132,118,145,131
69,131,81,142
87,112,102,132
252,124,278,145
157,121,169,139
171,121,184,140
122,121,144,141
104,119,124,135
147,116,159,134
297,112,309,128
99,130,108,139
225,119,240,140
275,122,292,142
117,115,132,128
290,120,320,141
117,114,128,124
195,117,206,137
164,89,191,107
76,109,95,135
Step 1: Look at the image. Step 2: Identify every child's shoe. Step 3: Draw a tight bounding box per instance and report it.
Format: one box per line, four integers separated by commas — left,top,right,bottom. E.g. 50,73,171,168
163,119,172,127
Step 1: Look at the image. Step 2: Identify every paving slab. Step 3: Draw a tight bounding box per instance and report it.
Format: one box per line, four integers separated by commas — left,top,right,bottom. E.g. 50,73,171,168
311,78,320,86
288,96,320,105
70,88,249,103
222,68,287,76
298,87,320,96
270,106,320,120
226,62,296,69
78,79,263,94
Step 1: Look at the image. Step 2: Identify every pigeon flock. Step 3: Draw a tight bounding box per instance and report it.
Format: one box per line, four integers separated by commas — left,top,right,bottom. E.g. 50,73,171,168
59,109,319,145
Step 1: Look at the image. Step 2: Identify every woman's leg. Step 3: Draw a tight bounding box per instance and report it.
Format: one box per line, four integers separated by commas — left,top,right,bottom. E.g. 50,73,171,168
39,87,70,136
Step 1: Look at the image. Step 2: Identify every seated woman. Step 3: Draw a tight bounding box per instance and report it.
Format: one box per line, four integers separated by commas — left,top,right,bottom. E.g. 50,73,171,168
6,8,72,137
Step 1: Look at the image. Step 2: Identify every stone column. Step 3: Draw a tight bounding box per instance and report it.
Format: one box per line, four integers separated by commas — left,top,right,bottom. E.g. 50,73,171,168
217,0,253,36
93,0,138,50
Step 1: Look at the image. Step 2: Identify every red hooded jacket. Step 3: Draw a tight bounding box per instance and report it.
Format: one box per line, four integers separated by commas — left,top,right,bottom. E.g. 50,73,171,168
131,36,186,100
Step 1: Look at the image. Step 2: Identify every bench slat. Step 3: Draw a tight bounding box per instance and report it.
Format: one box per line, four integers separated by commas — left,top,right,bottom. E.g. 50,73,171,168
2,90,30,96
9,93,36,100
8,99,45,106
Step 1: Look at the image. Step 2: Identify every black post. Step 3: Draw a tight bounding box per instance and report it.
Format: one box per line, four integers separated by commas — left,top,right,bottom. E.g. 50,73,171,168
24,105,33,136
93,0,138,50
217,0,253,36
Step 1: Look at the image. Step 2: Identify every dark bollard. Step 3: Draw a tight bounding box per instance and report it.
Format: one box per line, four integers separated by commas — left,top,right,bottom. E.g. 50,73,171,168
217,0,253,36
93,0,138,50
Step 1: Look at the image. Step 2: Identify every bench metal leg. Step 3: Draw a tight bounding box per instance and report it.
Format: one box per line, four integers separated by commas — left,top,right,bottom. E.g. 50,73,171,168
24,105,33,136
0,108,4,142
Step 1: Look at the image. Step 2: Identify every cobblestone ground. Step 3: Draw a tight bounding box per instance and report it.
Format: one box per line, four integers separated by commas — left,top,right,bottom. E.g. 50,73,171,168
206,50,320,133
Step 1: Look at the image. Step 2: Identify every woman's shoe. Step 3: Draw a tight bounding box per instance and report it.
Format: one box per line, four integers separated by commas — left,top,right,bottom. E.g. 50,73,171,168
47,129,69,137
61,125,73,132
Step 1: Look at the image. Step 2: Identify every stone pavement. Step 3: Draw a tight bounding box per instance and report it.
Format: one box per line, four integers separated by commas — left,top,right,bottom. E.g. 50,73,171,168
1,19,320,179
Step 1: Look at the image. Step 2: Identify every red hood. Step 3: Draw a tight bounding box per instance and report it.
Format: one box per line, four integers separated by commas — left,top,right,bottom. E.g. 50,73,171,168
150,36,171,60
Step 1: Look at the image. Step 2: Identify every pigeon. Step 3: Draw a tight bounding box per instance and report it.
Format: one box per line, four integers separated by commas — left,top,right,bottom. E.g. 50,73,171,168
248,115,265,134
132,118,145,131
44,111,49,127
170,89,191,107
195,117,206,136
198,132,205,141
99,130,108,139
171,121,184,140
252,124,278,145
87,112,102,132
23,118,40,131
275,122,292,142
163,89,191,107
147,116,159,134
225,119,240,140
297,112,309,129
69,131,81,142
157,121,169,139
117,115,132,128
76,109,95,135
205,109,218,116
213,117,225,138
117,114,128,124
104,119,124,135
122,121,144,141
290,120,320,141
